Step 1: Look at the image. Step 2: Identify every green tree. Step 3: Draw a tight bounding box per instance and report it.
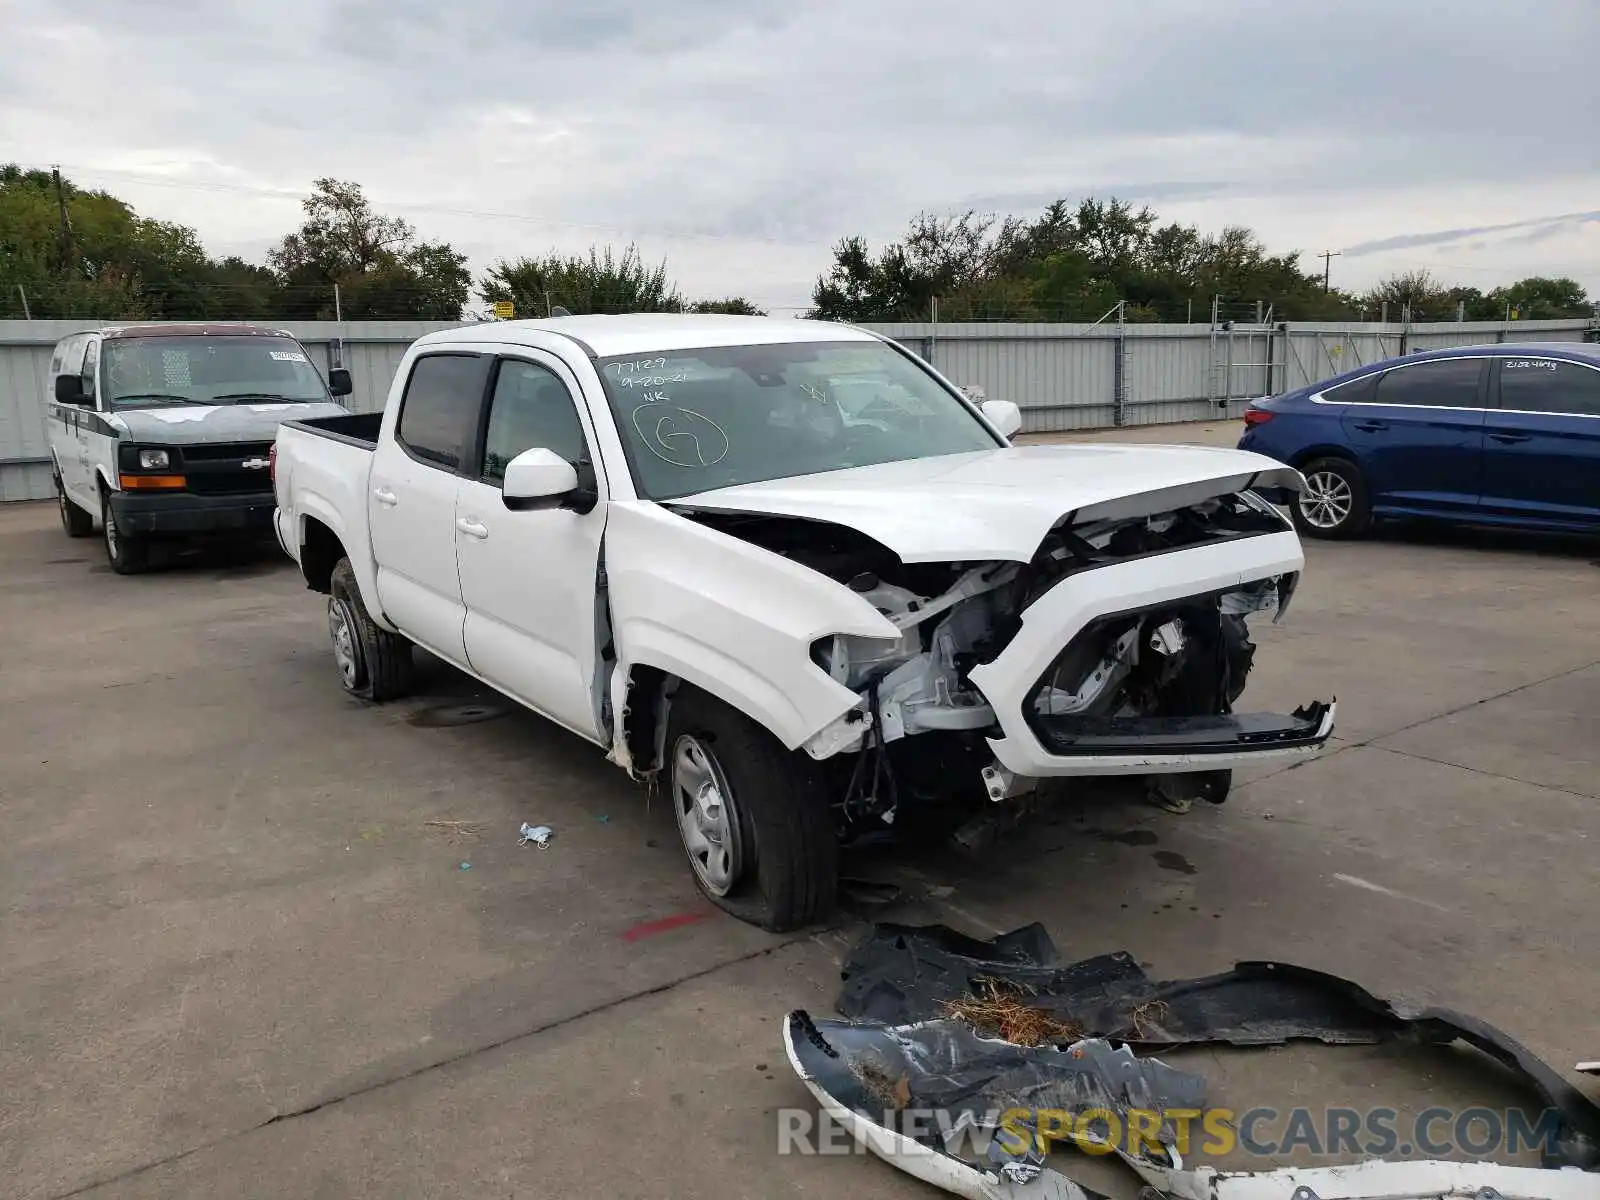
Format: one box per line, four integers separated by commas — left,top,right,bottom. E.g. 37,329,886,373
480,243,685,315
688,297,766,315
1488,276,1592,321
809,195,1357,323
267,178,470,320
0,164,214,319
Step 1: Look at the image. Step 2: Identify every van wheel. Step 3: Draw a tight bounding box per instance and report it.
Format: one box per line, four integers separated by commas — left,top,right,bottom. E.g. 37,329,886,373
1292,457,1371,539
101,492,149,574
329,558,414,701
665,690,838,932
58,476,94,538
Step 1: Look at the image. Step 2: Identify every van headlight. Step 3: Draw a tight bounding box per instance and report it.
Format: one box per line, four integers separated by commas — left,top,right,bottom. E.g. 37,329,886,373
138,449,170,470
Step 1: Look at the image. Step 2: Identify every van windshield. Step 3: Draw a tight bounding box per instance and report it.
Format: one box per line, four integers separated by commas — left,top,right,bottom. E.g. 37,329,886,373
593,340,999,500
103,336,332,410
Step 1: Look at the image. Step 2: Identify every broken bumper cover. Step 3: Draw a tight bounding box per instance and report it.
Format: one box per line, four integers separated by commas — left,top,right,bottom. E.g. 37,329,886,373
1031,702,1335,761
967,531,1335,777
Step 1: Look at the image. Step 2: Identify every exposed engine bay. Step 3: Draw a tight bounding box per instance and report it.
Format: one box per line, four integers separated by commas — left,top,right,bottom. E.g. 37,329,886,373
676,489,1309,835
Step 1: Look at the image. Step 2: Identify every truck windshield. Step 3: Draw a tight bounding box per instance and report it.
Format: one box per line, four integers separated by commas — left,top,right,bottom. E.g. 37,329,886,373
103,336,332,410
594,340,1000,500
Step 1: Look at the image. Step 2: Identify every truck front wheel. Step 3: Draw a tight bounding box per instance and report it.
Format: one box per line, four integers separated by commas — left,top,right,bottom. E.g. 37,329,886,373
665,690,838,932
329,557,414,701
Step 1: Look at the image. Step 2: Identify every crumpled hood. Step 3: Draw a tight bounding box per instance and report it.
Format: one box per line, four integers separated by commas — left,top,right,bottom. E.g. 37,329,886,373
108,401,350,445
671,443,1303,563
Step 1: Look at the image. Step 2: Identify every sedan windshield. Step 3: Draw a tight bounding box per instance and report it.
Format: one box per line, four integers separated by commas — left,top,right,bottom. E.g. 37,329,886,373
103,336,332,410
594,340,1000,500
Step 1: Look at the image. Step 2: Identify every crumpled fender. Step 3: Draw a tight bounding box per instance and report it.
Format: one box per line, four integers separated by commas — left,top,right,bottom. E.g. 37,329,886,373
603,502,901,750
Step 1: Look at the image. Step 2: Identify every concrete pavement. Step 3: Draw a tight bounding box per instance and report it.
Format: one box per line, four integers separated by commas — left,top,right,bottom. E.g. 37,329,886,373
3,425,1598,1199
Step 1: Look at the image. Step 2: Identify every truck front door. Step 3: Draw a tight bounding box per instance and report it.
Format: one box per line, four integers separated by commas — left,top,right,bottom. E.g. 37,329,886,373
455,353,609,741
368,353,489,668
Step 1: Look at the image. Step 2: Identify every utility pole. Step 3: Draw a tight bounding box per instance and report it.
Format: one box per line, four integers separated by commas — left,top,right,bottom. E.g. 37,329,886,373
1317,250,1341,292
52,166,74,273
334,283,342,322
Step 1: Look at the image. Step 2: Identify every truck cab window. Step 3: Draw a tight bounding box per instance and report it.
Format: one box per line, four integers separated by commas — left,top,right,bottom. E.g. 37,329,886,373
396,354,488,470
481,360,588,484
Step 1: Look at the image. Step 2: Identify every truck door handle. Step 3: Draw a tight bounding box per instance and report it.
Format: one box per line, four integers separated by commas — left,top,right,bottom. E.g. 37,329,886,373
1352,420,1388,432
1489,433,1531,444
372,487,398,507
456,517,489,540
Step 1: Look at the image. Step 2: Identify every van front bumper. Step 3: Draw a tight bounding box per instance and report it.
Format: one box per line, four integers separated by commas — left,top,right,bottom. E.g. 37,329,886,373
109,490,278,537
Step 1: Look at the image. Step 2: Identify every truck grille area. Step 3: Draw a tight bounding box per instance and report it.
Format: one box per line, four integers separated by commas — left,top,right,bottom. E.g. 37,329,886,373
180,442,275,496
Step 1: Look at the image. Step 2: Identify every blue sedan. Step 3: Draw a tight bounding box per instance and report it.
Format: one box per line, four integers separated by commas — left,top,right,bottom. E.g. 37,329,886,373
1238,342,1600,538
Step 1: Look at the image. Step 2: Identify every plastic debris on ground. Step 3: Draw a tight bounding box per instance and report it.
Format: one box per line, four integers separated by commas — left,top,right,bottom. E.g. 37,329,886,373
778,921,1600,1200
518,823,554,847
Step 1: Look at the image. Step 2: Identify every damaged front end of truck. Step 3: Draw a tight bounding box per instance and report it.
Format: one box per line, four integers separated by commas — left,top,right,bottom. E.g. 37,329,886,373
653,470,1334,840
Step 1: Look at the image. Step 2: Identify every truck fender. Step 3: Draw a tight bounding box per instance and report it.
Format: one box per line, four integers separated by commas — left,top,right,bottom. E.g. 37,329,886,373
603,502,897,755
291,492,394,634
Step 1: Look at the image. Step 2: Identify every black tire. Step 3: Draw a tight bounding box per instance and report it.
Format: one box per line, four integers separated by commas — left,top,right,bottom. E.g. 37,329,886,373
100,490,149,574
1291,456,1372,539
57,474,94,538
329,557,414,701
665,689,838,932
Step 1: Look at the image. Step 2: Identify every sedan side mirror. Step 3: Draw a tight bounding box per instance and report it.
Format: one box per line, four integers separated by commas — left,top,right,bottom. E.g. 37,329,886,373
54,375,89,406
502,447,580,510
981,399,1022,439
327,368,353,397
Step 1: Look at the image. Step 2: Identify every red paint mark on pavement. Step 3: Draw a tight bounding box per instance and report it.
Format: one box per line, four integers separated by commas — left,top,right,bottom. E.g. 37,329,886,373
620,909,716,942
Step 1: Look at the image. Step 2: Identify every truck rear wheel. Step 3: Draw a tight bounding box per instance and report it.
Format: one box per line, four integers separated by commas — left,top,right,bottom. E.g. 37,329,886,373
665,690,838,932
329,557,414,701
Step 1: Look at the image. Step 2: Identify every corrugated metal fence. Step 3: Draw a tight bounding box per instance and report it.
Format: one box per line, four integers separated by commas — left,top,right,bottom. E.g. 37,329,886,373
1,316,1593,501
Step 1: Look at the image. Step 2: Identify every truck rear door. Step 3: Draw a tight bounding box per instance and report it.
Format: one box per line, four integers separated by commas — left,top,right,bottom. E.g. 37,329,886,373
368,353,490,668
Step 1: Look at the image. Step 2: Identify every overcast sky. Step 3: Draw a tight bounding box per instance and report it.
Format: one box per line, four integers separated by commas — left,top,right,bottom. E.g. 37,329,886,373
4,0,1598,311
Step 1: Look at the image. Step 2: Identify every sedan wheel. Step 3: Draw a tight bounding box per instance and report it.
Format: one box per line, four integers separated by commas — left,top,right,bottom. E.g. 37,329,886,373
1299,470,1354,530
1290,457,1371,539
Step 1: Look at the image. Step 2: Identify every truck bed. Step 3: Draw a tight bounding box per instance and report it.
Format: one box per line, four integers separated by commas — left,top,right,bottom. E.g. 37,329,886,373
281,412,382,450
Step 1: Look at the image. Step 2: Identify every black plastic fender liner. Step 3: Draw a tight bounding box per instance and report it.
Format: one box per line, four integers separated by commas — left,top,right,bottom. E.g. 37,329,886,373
833,924,1600,1170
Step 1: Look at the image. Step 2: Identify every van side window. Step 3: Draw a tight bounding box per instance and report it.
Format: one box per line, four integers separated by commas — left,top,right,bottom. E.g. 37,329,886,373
396,354,489,471
1372,358,1483,408
480,360,589,485
1499,357,1600,417
81,339,99,403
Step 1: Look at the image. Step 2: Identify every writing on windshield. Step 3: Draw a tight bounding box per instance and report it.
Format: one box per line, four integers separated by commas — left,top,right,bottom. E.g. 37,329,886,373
103,336,332,410
595,340,999,501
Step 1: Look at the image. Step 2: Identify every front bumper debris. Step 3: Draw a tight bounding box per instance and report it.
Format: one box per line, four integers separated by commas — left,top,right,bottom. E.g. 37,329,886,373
1032,702,1334,758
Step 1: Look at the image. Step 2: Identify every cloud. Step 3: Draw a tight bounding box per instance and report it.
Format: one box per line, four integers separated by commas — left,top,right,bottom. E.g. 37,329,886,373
2,0,1598,304
1343,212,1600,256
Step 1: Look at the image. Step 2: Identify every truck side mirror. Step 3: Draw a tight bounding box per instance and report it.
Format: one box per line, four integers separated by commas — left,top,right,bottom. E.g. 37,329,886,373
502,447,580,510
981,399,1022,439
54,375,88,406
327,368,353,397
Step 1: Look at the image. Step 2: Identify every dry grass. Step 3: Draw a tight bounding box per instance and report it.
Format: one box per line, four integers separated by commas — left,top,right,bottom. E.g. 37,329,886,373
1127,998,1171,1039
941,978,1083,1047
424,819,484,842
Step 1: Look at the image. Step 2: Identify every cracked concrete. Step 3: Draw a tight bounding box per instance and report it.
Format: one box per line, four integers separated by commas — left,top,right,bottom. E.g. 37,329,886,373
4,421,1598,1199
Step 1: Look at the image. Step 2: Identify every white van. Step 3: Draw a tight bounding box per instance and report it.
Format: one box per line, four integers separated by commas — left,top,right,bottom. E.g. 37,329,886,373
47,322,353,573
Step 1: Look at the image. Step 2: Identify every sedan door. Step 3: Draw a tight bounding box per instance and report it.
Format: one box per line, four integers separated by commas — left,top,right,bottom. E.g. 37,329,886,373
368,352,491,668
1479,354,1600,529
455,354,609,742
1336,355,1487,514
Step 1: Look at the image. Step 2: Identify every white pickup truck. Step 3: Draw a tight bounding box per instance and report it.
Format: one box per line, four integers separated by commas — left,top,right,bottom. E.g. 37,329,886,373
272,314,1334,930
